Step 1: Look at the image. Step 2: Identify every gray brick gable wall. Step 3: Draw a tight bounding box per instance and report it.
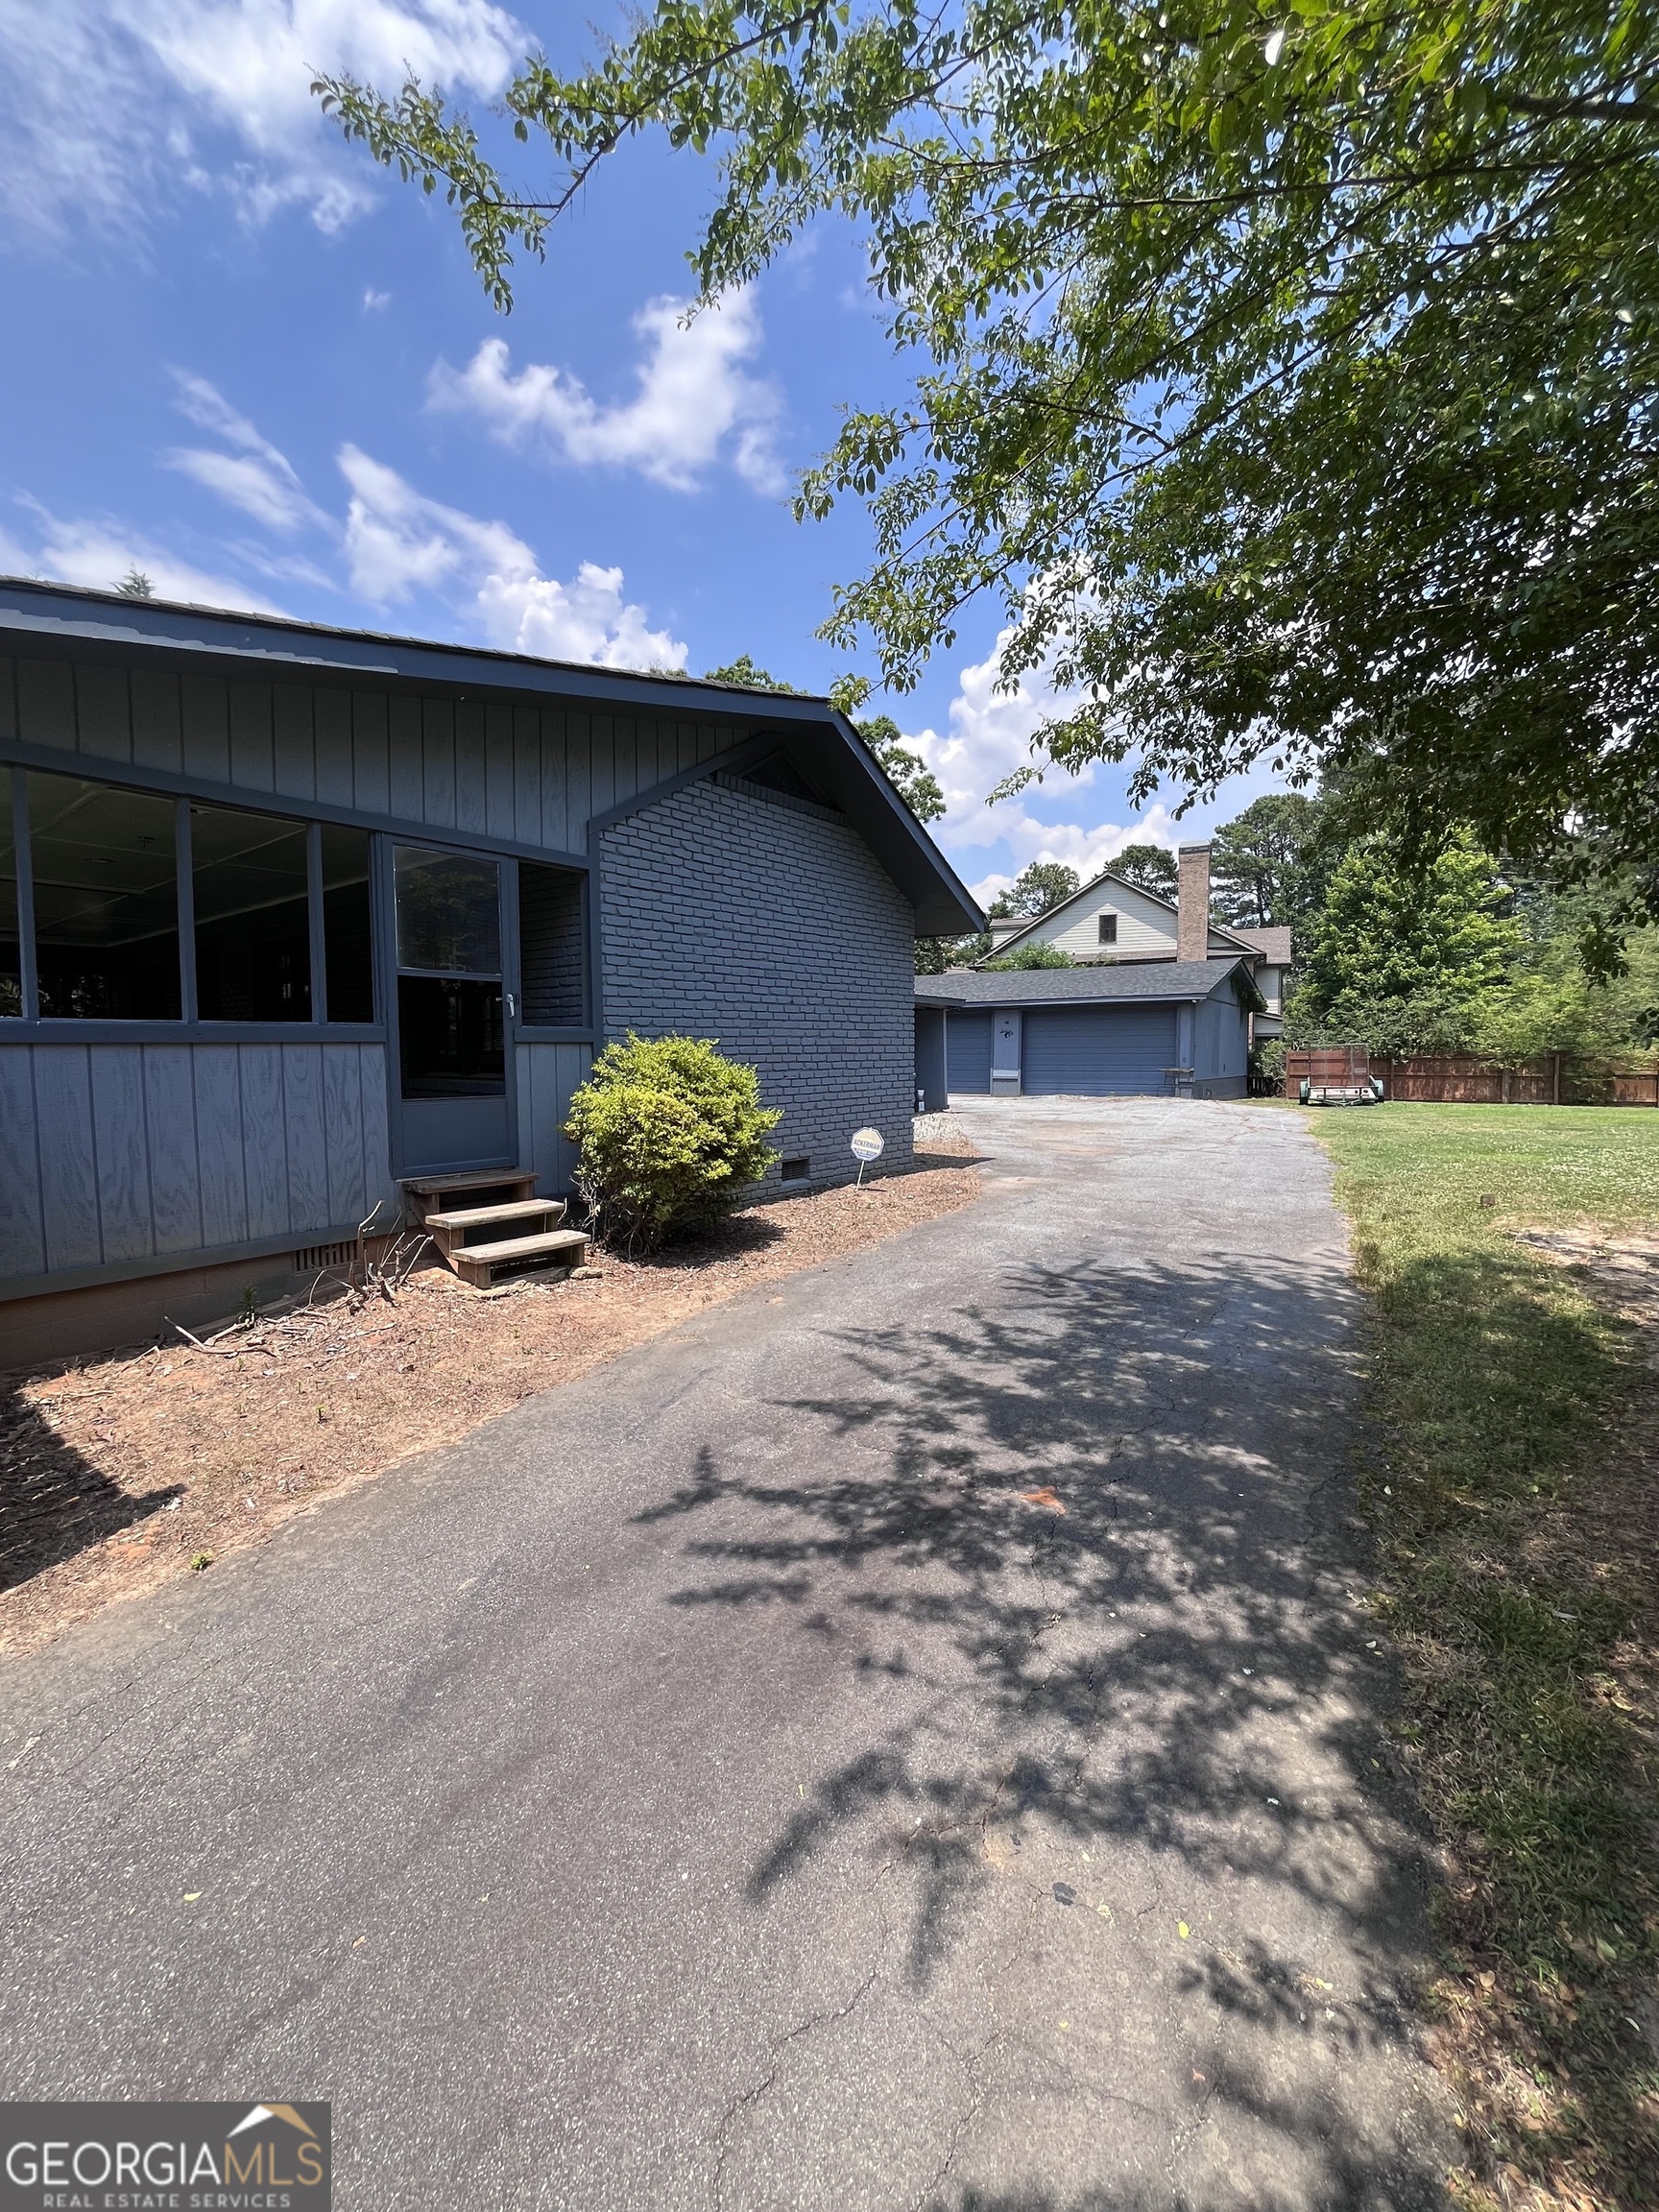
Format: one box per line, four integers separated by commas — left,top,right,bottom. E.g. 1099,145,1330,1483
598,775,917,1188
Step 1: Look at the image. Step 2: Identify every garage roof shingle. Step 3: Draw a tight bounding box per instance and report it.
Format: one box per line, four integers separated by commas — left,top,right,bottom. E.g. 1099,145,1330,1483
916,959,1245,1009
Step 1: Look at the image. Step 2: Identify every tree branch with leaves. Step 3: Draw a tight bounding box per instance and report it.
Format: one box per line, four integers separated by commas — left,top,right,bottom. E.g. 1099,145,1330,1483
317,0,1659,943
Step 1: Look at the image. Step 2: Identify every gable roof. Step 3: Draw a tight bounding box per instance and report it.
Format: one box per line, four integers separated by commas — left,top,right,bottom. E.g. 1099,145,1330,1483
0,575,982,935
917,957,1262,1012
989,863,1259,959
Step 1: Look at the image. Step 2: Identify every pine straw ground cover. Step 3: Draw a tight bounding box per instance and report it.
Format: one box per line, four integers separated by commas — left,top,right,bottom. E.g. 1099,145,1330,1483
1303,1103,1659,2212
0,1123,979,1661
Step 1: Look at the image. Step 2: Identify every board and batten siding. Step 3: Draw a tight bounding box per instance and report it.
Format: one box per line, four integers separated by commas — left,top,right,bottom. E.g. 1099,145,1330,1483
0,655,743,850
517,1042,592,1202
0,653,745,1296
1191,990,1248,1094
0,1042,397,1285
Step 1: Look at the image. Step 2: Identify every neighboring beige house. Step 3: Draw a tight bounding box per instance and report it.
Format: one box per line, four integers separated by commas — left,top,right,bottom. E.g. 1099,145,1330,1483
978,845,1292,1040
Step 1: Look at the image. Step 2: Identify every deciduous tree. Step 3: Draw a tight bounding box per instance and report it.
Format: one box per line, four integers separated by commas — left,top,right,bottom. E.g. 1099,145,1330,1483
1287,833,1523,1053
318,1,1659,927
854,712,946,825
703,663,945,823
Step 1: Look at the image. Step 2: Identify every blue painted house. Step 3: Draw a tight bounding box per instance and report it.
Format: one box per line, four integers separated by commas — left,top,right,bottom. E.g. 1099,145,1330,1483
0,581,977,1365
914,843,1265,1106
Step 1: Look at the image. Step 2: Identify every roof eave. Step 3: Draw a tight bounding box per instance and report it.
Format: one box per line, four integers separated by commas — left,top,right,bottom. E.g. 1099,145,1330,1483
817,709,982,936
0,575,844,724
0,576,983,937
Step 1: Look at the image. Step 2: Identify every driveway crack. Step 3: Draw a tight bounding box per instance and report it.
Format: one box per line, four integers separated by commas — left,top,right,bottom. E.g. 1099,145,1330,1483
709,1960,882,2209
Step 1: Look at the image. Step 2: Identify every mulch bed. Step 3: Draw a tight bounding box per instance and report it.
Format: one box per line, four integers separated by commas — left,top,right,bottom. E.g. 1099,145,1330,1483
1,1130,980,1659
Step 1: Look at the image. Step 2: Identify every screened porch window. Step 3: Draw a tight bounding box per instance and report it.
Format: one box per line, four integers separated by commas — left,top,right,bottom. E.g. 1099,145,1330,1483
4,766,377,1025
193,804,312,1022
518,861,587,1025
322,824,374,1023
28,772,182,1021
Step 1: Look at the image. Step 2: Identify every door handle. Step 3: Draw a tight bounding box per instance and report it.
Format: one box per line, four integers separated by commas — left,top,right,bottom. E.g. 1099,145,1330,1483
506,992,517,1020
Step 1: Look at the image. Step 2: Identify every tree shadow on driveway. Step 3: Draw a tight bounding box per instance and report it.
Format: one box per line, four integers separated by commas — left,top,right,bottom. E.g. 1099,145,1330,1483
635,1248,1452,2208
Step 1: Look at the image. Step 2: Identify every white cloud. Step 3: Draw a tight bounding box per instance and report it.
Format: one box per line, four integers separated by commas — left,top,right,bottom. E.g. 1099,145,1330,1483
901,633,1087,830
479,565,690,673
171,370,291,465
431,290,786,495
0,0,525,242
363,288,392,312
970,871,1017,909
164,450,323,534
338,444,522,601
337,445,687,670
2,501,282,613
5,364,687,673
964,805,1184,896
163,373,332,532
893,625,1182,889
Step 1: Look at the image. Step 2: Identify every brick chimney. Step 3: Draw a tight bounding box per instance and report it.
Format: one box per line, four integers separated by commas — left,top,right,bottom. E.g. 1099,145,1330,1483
1176,843,1211,963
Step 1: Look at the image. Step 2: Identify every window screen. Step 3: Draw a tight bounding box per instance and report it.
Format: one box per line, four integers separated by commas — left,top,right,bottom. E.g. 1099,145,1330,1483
397,976,505,1097
518,863,587,1025
192,805,312,1022
321,824,373,1022
394,847,500,974
1097,913,1118,945
28,772,181,1020
0,769,18,1017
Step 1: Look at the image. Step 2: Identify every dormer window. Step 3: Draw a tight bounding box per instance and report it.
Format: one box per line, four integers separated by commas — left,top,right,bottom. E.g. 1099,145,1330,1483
1097,913,1118,945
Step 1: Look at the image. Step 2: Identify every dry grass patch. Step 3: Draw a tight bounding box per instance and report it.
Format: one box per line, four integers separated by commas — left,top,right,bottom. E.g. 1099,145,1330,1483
1,1128,980,1659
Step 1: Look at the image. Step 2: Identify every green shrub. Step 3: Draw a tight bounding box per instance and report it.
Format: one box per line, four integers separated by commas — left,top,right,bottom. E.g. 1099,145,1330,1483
564,1034,782,1253
981,941,1074,970
1251,1035,1286,1086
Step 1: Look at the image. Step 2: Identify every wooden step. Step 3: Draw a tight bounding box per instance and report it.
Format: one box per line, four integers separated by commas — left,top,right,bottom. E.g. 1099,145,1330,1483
425,1197,566,1258
424,1198,567,1232
400,1167,537,1224
448,1227,590,1289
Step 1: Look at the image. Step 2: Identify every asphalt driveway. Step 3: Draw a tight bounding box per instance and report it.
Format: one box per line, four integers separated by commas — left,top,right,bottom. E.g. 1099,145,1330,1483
0,1096,1451,2210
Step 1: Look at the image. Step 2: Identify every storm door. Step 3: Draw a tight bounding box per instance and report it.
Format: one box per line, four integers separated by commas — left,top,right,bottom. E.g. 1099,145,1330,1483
390,843,516,1172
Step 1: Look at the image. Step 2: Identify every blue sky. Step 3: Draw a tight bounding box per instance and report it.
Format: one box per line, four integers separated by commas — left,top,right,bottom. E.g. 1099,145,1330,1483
0,0,1283,906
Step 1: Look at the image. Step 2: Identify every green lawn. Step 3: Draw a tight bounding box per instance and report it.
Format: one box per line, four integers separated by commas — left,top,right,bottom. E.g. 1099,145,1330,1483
1293,1103,1659,2211
1322,1101,1659,1236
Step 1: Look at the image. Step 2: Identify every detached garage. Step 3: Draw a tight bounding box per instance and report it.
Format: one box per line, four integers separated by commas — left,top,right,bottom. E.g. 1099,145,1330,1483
915,960,1260,1106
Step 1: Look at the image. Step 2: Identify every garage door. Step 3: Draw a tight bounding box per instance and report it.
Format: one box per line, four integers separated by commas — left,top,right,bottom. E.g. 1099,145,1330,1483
946,1010,994,1094
1022,1005,1177,1095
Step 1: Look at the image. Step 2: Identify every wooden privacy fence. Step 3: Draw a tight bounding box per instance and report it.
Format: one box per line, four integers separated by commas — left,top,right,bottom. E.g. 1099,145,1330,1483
1282,1051,1659,1106
1570,1067,1659,1107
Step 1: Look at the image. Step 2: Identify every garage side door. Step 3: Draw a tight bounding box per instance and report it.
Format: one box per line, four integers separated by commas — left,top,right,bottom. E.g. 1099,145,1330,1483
946,1010,994,1094
1022,1005,1177,1095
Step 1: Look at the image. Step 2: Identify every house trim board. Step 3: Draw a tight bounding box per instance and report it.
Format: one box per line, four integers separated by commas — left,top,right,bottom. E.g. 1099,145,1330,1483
0,1220,388,1306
